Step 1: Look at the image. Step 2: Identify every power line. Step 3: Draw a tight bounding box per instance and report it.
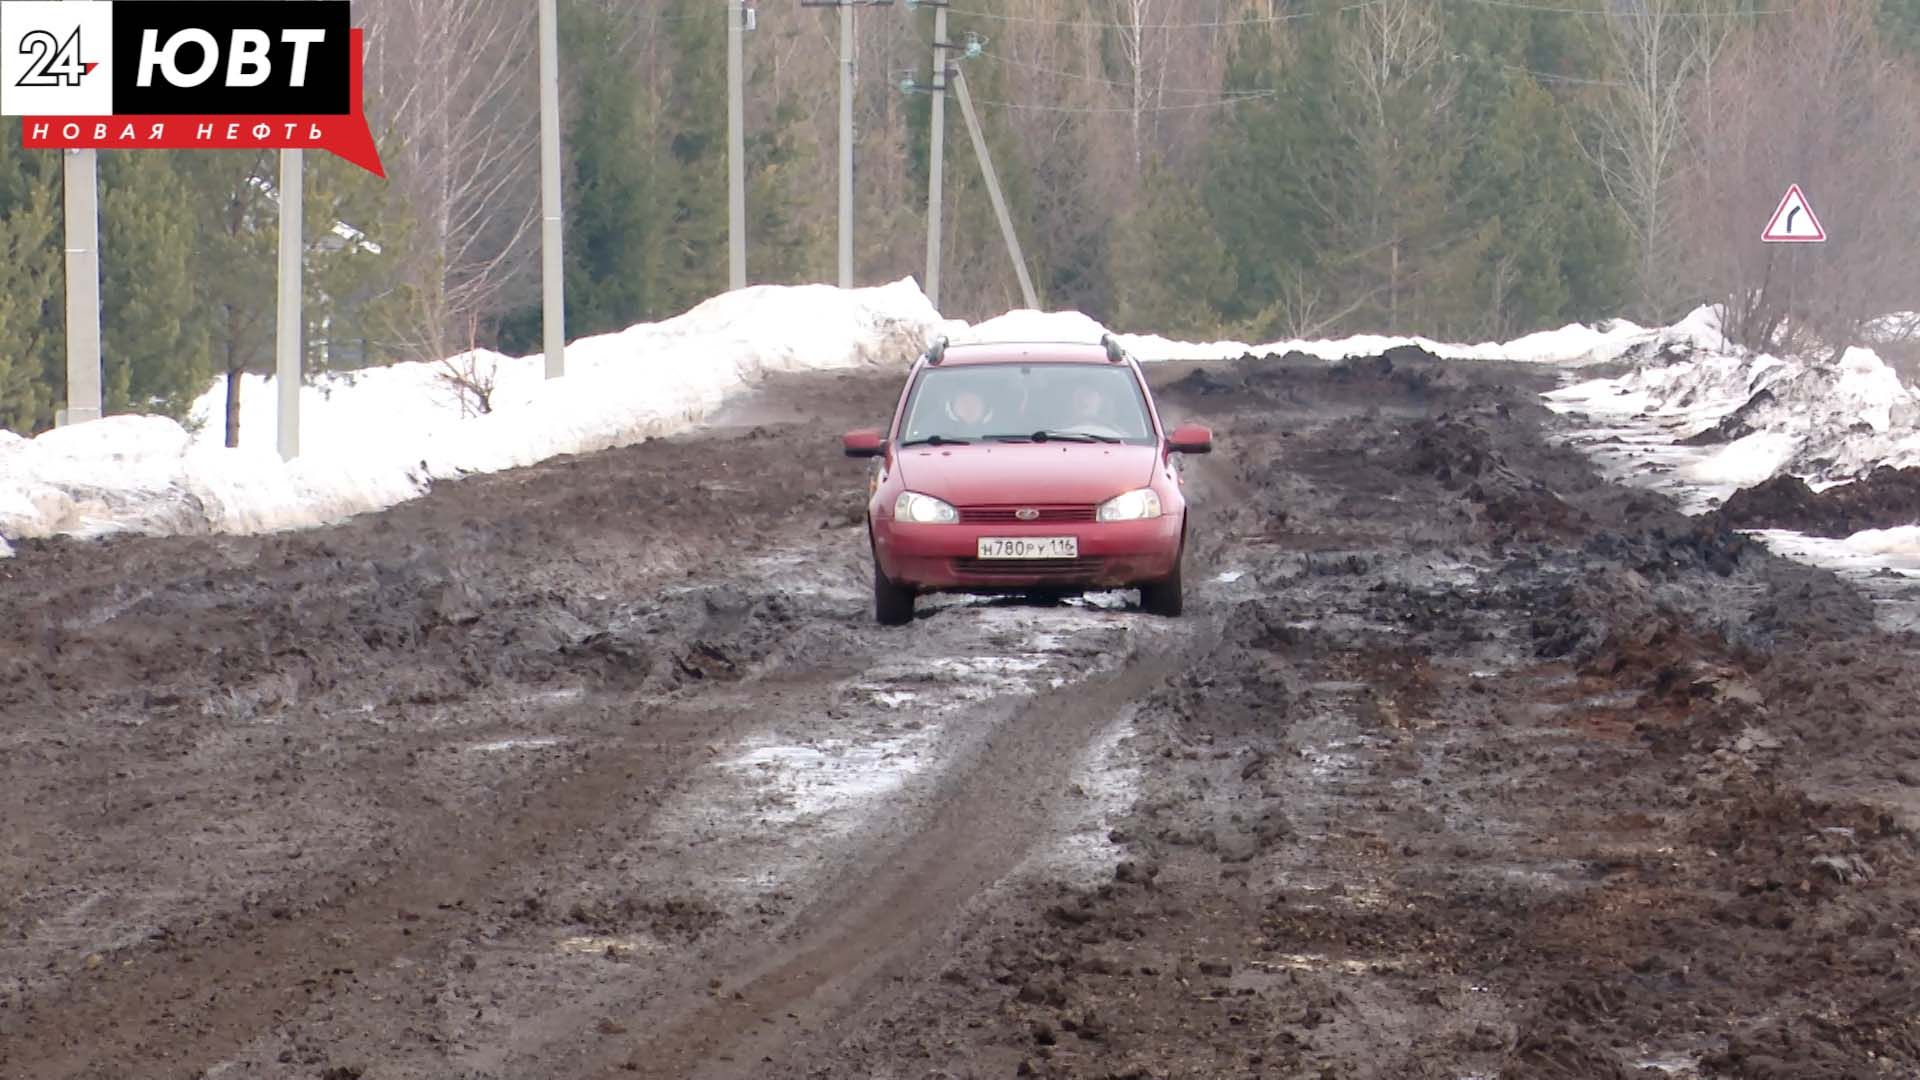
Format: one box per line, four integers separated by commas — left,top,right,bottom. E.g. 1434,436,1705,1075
969,93,1276,113
979,50,1269,95
940,0,1383,32
1494,60,1619,86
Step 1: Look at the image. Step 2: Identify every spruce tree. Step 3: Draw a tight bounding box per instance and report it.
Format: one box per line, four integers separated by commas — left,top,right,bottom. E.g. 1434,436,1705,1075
749,97,832,286
1112,164,1235,338
658,0,728,314
305,134,416,373
99,152,210,420
177,151,279,448
0,141,61,433
560,0,661,337
1205,20,1337,333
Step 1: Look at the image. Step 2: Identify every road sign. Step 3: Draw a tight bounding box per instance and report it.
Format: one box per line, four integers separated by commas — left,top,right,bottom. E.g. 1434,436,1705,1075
1762,183,1825,243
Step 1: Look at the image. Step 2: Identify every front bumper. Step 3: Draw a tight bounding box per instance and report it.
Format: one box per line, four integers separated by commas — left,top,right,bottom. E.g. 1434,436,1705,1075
874,516,1182,591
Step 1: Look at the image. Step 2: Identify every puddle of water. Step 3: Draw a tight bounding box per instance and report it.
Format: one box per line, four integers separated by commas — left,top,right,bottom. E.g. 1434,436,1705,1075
1633,1053,1702,1076
469,737,564,753
1028,712,1142,886
557,933,663,957
1300,746,1359,778
925,655,1052,676
1243,953,1408,977
514,688,584,705
720,734,933,828
638,723,945,906
1215,570,1247,583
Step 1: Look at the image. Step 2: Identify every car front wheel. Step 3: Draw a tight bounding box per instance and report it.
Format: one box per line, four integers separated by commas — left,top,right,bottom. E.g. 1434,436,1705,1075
1140,551,1183,617
874,563,915,626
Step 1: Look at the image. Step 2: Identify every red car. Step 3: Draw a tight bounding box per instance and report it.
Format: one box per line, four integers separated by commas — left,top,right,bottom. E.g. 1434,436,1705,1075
842,335,1213,625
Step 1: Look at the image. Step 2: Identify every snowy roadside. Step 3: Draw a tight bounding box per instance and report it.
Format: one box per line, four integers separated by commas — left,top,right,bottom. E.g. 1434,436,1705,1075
1539,305,1920,621
0,278,946,545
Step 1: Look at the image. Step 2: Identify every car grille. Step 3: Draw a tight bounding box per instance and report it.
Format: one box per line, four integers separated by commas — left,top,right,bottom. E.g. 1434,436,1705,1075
958,504,1098,524
951,557,1110,581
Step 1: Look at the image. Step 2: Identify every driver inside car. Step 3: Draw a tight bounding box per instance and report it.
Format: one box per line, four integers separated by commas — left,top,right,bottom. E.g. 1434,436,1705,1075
1063,383,1123,434
944,388,993,430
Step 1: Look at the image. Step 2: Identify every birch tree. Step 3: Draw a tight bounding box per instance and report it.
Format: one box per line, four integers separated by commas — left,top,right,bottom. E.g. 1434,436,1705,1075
1582,0,1725,322
356,0,539,362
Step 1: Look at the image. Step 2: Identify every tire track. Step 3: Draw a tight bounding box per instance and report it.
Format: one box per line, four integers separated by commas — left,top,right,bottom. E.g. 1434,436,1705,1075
583,633,1204,1080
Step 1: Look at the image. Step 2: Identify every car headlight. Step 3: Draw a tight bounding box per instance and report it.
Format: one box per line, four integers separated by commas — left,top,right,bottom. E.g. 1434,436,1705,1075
895,491,959,524
1097,488,1162,522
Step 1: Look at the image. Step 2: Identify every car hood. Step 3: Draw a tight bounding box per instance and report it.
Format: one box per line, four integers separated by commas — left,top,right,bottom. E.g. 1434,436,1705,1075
894,442,1159,506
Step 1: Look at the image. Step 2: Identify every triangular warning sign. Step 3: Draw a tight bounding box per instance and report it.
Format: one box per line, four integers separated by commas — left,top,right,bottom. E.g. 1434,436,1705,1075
1762,184,1826,243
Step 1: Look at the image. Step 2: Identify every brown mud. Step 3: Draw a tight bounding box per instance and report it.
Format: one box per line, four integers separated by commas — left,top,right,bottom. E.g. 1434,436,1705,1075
1717,466,1920,538
3,351,1918,1080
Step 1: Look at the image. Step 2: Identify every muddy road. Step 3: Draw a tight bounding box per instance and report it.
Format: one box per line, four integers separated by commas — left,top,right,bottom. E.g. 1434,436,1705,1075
4,352,1918,1080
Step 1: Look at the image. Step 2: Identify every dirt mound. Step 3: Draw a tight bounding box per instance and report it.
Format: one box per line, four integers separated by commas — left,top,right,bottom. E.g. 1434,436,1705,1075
1579,520,1756,579
1155,346,1492,417
1406,410,1581,538
1717,466,1920,537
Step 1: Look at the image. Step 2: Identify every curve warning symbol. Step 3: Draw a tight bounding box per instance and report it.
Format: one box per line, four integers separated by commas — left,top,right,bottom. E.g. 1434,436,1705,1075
1762,183,1826,243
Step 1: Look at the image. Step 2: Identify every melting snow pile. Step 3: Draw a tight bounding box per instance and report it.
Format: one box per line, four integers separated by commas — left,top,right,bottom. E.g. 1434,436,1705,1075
1544,304,1920,598
1546,306,1920,493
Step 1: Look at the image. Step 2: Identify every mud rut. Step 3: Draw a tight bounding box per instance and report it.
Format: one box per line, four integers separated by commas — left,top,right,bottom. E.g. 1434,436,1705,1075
3,356,1918,1080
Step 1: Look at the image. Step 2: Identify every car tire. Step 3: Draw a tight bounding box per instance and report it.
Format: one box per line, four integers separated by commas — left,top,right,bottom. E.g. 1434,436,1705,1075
874,563,915,626
1140,550,1184,618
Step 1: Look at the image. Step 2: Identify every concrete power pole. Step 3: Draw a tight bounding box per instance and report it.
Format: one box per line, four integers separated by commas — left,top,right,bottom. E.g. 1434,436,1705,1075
838,1,854,288
57,0,101,428
538,0,566,379
951,68,1038,309
275,149,303,461
805,0,890,289
924,3,947,309
59,146,101,427
728,0,747,291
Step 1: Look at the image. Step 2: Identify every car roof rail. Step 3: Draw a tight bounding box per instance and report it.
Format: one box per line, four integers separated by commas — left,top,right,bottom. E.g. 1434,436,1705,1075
925,334,950,365
1100,333,1126,364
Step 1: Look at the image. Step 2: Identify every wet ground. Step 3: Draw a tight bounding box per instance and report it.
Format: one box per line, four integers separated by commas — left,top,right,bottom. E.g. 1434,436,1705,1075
3,352,1918,1079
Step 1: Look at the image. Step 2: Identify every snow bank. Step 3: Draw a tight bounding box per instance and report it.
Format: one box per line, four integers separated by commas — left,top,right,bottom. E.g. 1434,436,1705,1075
1546,314,1920,492
2,277,944,542
954,307,1649,367
1842,525,1920,561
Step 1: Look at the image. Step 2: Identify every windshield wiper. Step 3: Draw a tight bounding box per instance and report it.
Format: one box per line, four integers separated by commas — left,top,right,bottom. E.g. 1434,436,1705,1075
1026,430,1123,444
901,434,971,447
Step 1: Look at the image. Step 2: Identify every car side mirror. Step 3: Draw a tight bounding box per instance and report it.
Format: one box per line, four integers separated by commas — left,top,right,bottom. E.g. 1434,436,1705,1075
842,428,885,458
1167,423,1212,455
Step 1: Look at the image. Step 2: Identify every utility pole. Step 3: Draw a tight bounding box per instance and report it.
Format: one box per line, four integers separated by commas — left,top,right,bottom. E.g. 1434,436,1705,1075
839,0,854,288
58,145,101,427
57,0,101,428
728,0,747,291
924,2,948,308
538,0,565,379
804,0,892,290
275,149,303,461
950,67,1038,309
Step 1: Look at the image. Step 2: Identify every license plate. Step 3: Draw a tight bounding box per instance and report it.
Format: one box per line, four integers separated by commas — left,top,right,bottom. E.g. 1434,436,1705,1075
976,536,1078,560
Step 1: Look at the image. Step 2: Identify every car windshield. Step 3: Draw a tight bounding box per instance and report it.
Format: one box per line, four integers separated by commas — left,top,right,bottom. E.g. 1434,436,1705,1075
898,363,1155,446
